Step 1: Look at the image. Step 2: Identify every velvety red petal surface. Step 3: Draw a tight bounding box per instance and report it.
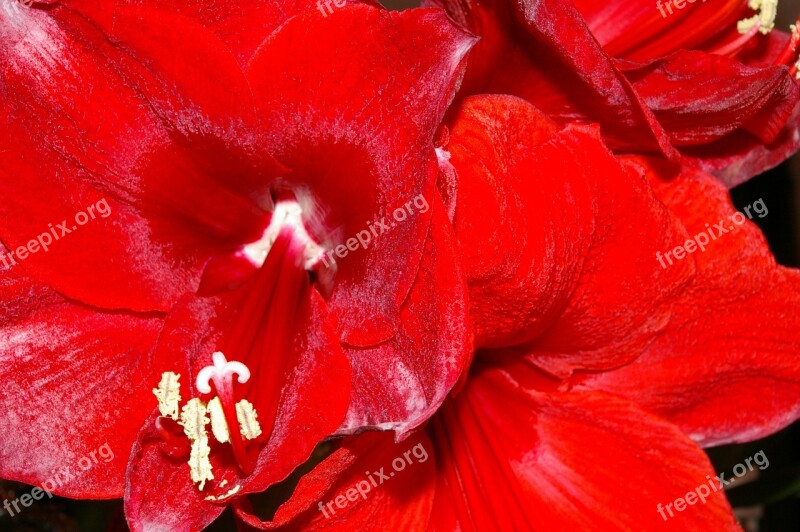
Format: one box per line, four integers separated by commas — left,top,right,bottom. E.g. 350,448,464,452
446,95,692,376
246,5,475,346
682,103,800,188
340,197,470,436
574,159,800,447
427,0,677,155
107,0,375,67
574,0,800,184
234,431,436,530
0,3,282,312
619,51,798,146
444,95,573,348
0,263,164,497
236,363,740,530
125,411,226,532
423,365,739,530
573,0,750,61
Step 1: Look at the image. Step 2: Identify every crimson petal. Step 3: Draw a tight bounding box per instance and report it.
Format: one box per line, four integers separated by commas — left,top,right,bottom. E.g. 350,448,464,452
574,159,800,446
0,263,164,497
232,364,740,531
339,197,471,436
447,95,692,376
234,431,436,530
619,51,798,146
246,5,476,346
124,411,226,532
0,4,283,312
428,0,677,155
422,366,739,530
111,0,376,67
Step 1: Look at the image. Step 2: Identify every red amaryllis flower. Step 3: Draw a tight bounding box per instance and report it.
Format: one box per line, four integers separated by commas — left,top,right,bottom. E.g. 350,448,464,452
229,96,800,530
429,0,800,186
0,2,475,529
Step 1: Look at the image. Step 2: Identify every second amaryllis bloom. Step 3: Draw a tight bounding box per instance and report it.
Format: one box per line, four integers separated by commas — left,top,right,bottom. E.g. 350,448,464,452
229,93,800,532
0,2,475,529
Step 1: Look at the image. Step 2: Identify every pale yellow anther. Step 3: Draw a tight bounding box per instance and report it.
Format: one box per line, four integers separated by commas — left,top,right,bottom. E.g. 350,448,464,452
204,484,241,502
188,436,214,490
738,0,778,35
180,399,210,441
208,397,231,444
153,352,259,493
153,372,181,420
235,400,263,440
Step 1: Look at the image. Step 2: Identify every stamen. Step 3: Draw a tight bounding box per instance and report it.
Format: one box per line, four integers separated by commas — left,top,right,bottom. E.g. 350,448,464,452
153,353,264,490
204,485,241,502
153,372,181,420
180,399,210,441
738,0,778,35
235,400,263,440
208,397,231,444
775,21,800,66
188,436,214,490
180,399,214,490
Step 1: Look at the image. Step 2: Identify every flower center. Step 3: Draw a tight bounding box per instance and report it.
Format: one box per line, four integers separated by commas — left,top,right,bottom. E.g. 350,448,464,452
152,197,328,491
242,199,326,271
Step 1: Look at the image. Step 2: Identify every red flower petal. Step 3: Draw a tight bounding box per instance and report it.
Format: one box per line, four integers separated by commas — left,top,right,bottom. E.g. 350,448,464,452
124,282,351,525
0,4,283,312
574,159,800,446
683,103,800,188
573,0,750,61
113,0,375,67
340,197,471,436
428,0,677,155
246,5,476,346
422,366,739,530
445,94,584,348
0,264,164,497
618,50,799,146
234,364,739,530
233,431,436,530
447,96,692,376
124,411,226,532
434,0,800,185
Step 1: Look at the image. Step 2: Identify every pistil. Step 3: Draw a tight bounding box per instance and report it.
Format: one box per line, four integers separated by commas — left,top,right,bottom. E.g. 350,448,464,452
196,352,257,475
